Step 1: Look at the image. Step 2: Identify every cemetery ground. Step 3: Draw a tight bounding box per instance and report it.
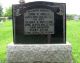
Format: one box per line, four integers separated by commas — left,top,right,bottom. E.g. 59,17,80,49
0,20,80,63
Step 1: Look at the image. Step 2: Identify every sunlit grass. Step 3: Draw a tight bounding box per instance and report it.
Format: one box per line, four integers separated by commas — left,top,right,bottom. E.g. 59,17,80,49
66,20,80,63
0,20,13,63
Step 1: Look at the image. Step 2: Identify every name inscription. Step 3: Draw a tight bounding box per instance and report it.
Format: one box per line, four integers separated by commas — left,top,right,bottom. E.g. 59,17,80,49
24,8,54,34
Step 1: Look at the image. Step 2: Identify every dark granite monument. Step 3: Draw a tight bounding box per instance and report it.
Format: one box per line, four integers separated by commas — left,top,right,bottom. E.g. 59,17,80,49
12,1,66,44
8,2,72,63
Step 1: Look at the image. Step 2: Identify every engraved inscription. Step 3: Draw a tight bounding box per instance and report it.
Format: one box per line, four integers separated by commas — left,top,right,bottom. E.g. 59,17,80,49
24,8,54,34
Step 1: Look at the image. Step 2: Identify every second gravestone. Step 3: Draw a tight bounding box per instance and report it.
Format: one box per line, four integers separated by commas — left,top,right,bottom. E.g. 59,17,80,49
12,1,66,44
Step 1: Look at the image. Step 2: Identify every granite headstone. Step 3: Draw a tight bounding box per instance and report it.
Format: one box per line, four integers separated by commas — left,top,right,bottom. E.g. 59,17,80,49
12,1,66,44
7,1,72,63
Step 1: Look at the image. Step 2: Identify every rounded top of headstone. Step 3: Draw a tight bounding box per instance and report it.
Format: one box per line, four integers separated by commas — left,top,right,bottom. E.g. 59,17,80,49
19,0,25,4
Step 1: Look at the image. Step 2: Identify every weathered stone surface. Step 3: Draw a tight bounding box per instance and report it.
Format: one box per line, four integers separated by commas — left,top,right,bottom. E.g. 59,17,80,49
7,43,72,63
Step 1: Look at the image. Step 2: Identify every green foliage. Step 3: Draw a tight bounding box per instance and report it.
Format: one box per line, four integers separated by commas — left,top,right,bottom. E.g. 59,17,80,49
4,7,12,17
66,14,80,20
66,14,74,20
0,5,3,17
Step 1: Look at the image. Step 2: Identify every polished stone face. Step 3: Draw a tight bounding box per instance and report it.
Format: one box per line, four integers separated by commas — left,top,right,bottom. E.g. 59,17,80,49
12,1,66,44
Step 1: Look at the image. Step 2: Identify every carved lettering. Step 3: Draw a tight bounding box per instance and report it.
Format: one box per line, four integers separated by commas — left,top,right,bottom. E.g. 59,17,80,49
24,8,54,34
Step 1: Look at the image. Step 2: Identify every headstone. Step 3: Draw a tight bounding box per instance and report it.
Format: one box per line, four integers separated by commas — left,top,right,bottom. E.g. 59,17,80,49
7,1,72,63
12,1,66,44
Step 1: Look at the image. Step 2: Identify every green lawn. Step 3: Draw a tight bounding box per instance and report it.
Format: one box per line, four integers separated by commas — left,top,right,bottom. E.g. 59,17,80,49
66,20,80,63
0,20,80,63
0,20,13,63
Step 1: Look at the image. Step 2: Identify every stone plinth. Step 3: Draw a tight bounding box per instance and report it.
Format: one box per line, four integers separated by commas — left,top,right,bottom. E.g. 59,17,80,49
7,43,72,63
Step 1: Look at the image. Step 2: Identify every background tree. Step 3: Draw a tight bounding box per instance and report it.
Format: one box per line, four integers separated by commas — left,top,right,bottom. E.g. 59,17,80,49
4,6,12,19
66,14,77,20
0,5,3,17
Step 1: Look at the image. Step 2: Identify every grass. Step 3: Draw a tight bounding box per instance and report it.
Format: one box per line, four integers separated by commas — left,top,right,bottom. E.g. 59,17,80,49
0,19,80,63
66,20,80,63
0,20,13,63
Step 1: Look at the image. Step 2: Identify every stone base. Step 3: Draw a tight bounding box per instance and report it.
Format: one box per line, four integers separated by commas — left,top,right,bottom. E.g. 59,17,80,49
7,43,72,63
